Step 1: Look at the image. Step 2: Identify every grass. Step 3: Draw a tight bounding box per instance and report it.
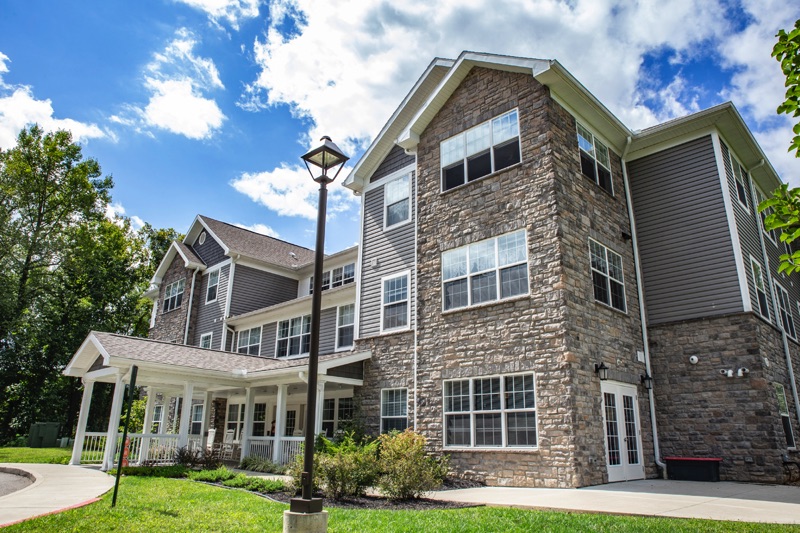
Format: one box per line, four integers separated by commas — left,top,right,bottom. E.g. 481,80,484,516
3,476,798,533
0,447,71,464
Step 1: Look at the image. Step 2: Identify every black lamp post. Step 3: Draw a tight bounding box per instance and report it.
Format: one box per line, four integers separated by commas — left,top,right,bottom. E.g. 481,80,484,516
290,136,349,515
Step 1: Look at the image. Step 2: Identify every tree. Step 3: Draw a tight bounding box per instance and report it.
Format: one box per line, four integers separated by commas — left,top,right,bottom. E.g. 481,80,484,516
759,20,800,274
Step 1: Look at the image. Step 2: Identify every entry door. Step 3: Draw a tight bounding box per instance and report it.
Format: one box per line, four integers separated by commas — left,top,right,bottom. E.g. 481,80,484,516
601,382,645,482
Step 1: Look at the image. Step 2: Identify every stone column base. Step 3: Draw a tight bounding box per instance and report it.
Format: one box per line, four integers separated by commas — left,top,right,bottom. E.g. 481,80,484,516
283,510,328,533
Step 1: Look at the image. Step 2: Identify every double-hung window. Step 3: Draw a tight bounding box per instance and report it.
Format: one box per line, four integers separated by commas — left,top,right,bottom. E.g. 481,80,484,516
577,122,613,194
151,404,164,433
252,403,267,437
190,404,203,435
206,270,219,303
774,282,796,339
755,188,780,244
336,304,355,349
444,373,537,448
775,383,797,448
200,332,213,349
226,404,246,442
384,174,411,228
441,109,520,191
381,272,409,331
381,389,408,432
442,230,528,311
589,239,626,312
237,326,261,356
730,155,749,210
750,258,770,320
276,315,311,357
163,279,185,312
309,263,354,294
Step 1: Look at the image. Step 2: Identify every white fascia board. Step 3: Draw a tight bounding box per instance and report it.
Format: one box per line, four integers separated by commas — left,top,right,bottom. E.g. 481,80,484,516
188,215,231,256
149,241,204,285
396,52,552,152
343,57,455,192
111,356,248,388
226,284,356,329
63,332,110,377
293,246,359,277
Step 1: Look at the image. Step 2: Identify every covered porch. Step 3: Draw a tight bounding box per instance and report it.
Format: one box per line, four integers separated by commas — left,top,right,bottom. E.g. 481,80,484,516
63,331,370,471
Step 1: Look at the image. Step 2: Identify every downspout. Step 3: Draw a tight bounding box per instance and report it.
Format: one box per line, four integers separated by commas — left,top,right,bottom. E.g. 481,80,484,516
183,267,200,345
413,159,419,431
220,255,238,351
621,135,666,472
748,161,800,433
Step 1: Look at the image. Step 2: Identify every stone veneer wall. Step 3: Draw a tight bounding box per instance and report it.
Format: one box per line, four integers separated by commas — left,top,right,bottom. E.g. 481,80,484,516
148,255,202,343
649,312,800,483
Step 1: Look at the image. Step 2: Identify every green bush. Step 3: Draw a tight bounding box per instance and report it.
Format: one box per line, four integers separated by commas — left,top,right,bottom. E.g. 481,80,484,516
187,466,237,483
316,433,379,499
222,474,285,493
238,455,284,474
287,447,321,496
110,465,188,478
376,430,448,500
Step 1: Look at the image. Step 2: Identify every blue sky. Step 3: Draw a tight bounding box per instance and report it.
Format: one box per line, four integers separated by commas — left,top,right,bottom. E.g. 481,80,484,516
1,0,798,253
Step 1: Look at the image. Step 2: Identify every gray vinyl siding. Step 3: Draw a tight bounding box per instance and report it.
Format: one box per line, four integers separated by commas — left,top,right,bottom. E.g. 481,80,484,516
229,265,299,316
720,141,778,326
253,306,338,358
193,264,229,350
360,171,416,337
259,322,277,357
628,135,743,325
192,233,226,266
370,145,415,183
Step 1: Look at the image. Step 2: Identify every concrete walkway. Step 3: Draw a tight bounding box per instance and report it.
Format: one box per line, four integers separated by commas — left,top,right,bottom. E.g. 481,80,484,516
0,464,114,527
430,479,800,524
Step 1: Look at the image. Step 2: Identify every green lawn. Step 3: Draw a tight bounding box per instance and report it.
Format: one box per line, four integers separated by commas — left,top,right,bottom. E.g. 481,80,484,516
0,447,71,464
3,477,797,533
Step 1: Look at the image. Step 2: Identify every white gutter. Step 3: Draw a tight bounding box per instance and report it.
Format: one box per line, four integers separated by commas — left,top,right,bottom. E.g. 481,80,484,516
621,135,666,472
748,164,800,434
183,267,200,344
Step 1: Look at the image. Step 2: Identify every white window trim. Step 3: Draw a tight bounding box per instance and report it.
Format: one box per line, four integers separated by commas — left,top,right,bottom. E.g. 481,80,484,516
190,404,204,435
200,332,213,349
440,108,521,192
380,270,411,333
163,278,185,313
577,121,614,196
198,231,206,245
237,326,262,356
151,404,164,433
774,281,797,340
275,315,311,359
749,256,770,321
588,238,627,313
729,152,750,212
442,372,538,450
225,403,246,443
383,173,412,231
775,382,797,450
441,230,530,312
206,270,220,304
335,304,355,351
308,262,356,295
755,186,779,245
380,388,408,433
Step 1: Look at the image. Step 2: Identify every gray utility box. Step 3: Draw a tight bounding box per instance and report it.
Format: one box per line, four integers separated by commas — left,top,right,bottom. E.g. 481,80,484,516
28,422,60,448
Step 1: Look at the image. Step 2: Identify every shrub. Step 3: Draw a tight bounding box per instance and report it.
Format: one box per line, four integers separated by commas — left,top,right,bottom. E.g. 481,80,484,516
376,430,448,500
222,474,285,493
287,448,321,496
198,447,223,470
316,433,379,499
239,455,283,474
187,466,236,483
110,465,188,478
173,446,202,467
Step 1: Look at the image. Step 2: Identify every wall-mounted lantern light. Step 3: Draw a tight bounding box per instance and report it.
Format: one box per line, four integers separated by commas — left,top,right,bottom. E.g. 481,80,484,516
594,362,609,381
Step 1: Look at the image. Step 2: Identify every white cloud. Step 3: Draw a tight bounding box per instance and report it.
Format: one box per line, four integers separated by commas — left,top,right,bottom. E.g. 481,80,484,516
233,0,800,191
230,163,359,220
234,222,279,237
176,0,261,30
117,29,226,140
0,52,106,149
105,202,145,230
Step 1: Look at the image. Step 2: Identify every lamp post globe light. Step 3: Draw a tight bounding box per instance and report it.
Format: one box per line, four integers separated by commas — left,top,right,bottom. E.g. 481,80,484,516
288,137,348,521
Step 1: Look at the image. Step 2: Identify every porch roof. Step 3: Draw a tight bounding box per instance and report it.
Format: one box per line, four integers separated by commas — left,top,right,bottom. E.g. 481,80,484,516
64,332,371,385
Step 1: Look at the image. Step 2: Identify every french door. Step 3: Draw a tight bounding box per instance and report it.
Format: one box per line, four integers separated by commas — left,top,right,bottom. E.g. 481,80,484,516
601,382,645,482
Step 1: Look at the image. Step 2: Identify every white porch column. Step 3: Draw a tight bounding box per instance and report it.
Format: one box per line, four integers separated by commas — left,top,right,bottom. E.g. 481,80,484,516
240,387,255,459
140,388,156,464
177,382,194,448
70,379,95,466
102,373,126,472
272,384,287,464
314,380,326,436
201,391,213,450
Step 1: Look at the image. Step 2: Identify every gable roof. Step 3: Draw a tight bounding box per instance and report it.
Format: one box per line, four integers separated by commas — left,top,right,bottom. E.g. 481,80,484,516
188,215,316,270
150,240,206,285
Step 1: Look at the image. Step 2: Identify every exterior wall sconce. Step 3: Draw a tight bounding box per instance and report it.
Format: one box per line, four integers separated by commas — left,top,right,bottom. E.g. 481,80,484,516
640,372,653,390
594,362,609,381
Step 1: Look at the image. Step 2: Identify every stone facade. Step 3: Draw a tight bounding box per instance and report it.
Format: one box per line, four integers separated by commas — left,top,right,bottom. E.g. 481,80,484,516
148,255,202,344
649,312,800,484
382,66,652,488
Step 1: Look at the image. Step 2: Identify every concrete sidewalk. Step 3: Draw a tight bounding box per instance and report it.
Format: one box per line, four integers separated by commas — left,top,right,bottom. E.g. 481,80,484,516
0,463,114,527
429,479,800,524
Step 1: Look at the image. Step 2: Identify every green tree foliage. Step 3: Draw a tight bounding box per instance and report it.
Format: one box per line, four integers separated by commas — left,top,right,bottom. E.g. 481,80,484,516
759,20,800,274
0,125,178,443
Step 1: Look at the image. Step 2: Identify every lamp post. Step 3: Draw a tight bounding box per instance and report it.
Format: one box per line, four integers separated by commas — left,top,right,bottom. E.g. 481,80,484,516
289,136,349,518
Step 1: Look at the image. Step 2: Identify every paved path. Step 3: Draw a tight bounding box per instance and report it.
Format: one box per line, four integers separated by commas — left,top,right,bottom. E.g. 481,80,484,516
430,479,800,524
0,464,114,527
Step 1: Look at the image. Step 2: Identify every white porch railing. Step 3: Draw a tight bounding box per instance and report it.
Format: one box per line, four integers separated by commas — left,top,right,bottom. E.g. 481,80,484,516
247,437,274,461
80,432,107,464
279,437,304,465
126,434,180,465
